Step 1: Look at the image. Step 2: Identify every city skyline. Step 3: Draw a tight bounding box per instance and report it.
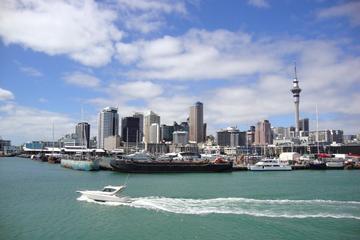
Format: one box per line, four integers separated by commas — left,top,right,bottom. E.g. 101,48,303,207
0,0,359,144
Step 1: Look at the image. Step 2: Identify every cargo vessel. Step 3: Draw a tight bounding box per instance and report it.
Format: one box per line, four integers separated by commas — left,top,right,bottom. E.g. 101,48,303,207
110,152,233,173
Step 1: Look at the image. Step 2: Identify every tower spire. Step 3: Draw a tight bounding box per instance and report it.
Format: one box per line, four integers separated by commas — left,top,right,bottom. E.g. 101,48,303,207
291,62,301,136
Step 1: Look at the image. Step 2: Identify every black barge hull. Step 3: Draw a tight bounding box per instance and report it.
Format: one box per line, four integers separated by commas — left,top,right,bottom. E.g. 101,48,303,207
110,160,233,173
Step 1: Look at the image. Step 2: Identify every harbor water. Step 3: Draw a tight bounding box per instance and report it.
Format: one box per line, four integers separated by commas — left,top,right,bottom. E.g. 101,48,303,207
1,157,359,240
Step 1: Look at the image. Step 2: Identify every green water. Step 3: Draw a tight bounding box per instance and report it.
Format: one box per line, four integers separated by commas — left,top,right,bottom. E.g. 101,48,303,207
1,157,359,240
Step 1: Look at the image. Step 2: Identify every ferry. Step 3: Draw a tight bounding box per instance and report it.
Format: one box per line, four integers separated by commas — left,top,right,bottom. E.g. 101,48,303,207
248,159,292,171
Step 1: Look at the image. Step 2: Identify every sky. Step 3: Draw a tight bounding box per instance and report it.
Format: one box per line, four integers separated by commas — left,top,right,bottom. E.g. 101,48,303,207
0,0,360,145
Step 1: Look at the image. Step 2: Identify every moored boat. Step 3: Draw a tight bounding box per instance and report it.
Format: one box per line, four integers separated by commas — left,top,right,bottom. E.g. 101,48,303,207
309,160,326,170
110,152,233,173
325,158,344,169
248,158,292,171
61,153,99,171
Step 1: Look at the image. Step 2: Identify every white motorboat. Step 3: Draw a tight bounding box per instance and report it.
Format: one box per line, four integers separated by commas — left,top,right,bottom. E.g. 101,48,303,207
77,185,130,202
248,159,292,171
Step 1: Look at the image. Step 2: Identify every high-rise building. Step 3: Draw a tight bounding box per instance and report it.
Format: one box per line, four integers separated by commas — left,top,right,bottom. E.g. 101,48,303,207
246,126,255,146
144,111,160,143
149,123,160,143
254,120,272,145
290,63,302,136
133,112,144,142
75,122,90,148
203,123,207,142
121,117,140,143
189,101,204,143
98,107,119,149
173,131,188,145
160,124,174,142
217,127,246,147
299,118,309,136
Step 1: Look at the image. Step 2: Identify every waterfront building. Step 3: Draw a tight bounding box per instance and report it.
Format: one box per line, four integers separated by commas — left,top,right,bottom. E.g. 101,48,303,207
75,122,90,148
203,123,207,142
98,107,119,149
149,123,160,144
174,121,189,132
299,118,309,137
58,133,79,147
330,130,344,144
189,101,204,143
133,112,144,142
161,124,174,142
144,111,160,144
217,127,246,147
290,63,302,136
121,117,140,143
173,131,188,145
246,126,255,146
254,120,272,145
104,135,121,151
0,139,11,151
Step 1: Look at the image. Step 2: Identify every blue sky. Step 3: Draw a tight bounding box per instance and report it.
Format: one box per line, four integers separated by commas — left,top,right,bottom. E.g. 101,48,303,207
0,0,359,144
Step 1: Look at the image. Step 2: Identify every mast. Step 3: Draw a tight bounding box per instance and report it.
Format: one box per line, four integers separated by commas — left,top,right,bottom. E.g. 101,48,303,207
52,122,54,155
316,104,320,155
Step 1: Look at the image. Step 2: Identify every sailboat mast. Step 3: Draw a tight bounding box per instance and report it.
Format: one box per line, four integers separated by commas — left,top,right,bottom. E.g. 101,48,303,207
316,104,320,155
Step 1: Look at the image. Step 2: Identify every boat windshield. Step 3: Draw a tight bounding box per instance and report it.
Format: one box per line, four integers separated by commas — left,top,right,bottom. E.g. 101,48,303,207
102,188,116,192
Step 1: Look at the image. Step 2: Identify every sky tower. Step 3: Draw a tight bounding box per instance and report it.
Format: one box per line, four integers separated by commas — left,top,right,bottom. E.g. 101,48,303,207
291,62,302,136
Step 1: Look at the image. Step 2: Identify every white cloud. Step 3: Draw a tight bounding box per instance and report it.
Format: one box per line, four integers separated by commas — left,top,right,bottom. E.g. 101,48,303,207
247,0,269,8
317,1,360,26
117,0,186,14
114,28,360,133
63,72,101,88
116,0,187,33
116,29,281,80
0,0,123,67
20,66,43,77
111,81,163,99
0,103,75,144
0,87,15,101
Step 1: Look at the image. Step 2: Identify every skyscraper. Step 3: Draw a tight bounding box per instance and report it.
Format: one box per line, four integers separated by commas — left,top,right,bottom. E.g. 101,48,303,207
75,122,90,148
149,123,160,143
189,101,204,143
291,63,302,136
254,120,272,145
121,117,140,143
98,107,119,149
160,124,174,142
133,112,144,142
144,111,160,143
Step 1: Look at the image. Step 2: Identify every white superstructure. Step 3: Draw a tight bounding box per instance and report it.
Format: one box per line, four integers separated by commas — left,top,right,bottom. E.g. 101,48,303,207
248,159,292,171
77,185,128,202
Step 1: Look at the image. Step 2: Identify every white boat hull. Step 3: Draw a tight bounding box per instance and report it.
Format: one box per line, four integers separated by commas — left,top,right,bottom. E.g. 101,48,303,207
249,166,292,171
78,191,131,202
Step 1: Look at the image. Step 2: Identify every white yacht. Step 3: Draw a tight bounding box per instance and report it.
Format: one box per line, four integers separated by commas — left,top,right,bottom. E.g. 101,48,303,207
248,159,292,171
77,185,129,202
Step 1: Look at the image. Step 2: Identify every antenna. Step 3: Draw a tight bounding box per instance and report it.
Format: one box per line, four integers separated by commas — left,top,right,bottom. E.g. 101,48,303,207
294,61,298,79
81,106,84,122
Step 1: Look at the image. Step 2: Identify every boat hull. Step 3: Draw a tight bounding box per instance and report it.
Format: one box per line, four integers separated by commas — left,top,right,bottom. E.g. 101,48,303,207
325,162,344,170
309,162,327,170
110,160,233,173
249,166,292,171
61,159,99,171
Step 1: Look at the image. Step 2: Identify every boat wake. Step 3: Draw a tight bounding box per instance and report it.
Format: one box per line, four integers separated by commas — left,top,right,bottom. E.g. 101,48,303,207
77,195,360,220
